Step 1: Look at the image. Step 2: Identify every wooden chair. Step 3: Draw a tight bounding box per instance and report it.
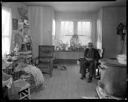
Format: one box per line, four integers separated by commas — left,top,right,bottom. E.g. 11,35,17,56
95,48,104,79
79,48,104,79
35,45,54,77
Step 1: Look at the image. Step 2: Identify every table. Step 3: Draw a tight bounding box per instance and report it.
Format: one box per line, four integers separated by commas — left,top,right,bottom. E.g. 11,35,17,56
13,79,31,100
96,58,127,99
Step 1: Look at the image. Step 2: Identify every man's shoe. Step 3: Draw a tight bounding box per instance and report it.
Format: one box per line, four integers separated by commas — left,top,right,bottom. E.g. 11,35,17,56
80,75,86,80
96,76,100,80
84,76,86,79
87,78,92,82
80,77,84,80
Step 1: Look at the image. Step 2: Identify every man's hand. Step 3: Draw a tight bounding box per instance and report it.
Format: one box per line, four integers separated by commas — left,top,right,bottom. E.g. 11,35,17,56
85,57,93,61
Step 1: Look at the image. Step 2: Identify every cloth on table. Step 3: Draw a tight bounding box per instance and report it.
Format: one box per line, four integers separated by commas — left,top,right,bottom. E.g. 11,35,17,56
23,65,44,87
14,61,44,88
20,73,35,89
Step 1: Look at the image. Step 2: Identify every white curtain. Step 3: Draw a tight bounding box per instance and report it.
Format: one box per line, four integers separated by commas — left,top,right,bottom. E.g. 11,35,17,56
2,7,12,57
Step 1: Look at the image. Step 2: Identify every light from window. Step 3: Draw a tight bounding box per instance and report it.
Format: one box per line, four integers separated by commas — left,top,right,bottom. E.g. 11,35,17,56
77,21,91,46
2,7,11,57
60,21,74,45
52,19,56,45
97,20,102,49
52,19,55,36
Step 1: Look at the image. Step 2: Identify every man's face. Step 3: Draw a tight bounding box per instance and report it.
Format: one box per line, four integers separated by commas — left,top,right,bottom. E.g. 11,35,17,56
88,43,93,49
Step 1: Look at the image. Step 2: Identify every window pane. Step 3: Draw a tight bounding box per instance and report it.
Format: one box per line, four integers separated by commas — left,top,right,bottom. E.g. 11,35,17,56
2,8,11,36
61,21,74,35
60,21,74,45
2,37,10,55
77,21,91,36
2,8,11,57
77,21,91,46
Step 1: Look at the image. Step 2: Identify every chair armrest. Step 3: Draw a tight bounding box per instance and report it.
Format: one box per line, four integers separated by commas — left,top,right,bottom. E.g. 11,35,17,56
98,64,106,70
79,57,85,61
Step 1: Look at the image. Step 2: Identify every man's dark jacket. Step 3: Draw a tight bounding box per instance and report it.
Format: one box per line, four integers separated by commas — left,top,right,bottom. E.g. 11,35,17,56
79,48,100,74
84,48,100,60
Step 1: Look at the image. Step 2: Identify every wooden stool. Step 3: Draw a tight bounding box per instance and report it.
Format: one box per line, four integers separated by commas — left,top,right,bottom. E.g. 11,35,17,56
14,79,31,100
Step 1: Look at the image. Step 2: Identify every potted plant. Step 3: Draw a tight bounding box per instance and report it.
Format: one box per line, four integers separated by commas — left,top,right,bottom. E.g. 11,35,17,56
116,23,126,54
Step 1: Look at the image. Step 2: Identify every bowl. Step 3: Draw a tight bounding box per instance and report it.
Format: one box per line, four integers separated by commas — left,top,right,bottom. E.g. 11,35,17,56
117,54,126,64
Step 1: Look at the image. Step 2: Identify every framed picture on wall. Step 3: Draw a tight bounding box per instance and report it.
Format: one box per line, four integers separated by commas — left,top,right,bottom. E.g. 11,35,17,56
12,18,18,30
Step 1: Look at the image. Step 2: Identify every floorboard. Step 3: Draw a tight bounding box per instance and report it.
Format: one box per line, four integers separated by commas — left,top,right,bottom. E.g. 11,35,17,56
31,64,98,99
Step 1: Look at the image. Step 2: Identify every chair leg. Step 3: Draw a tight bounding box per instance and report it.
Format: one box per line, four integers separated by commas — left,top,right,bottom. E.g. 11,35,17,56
96,67,100,80
97,68,100,76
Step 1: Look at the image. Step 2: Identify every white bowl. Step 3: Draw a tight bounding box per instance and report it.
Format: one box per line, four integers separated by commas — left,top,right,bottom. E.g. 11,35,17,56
117,54,126,64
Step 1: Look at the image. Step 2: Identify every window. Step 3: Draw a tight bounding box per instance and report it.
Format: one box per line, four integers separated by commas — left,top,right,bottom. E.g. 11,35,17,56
60,21,74,45
53,20,92,49
77,21,91,46
52,19,56,45
2,7,12,57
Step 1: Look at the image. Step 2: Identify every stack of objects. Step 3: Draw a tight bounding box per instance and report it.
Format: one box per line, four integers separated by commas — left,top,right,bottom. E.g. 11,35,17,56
19,51,32,64
96,59,127,100
2,71,31,100
14,63,44,92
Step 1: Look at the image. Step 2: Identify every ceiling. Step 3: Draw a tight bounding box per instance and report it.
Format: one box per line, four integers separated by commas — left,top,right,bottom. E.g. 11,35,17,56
24,0,126,12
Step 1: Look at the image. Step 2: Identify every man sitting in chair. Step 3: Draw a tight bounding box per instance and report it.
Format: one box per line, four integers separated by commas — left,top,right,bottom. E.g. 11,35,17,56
81,42,100,82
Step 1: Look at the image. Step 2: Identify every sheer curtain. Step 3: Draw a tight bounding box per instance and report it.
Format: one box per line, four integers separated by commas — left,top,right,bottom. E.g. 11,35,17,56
97,19,102,49
60,21,74,46
52,19,56,45
2,7,12,57
77,21,91,46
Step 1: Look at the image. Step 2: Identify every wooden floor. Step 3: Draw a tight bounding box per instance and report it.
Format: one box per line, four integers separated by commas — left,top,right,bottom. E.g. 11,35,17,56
31,64,98,99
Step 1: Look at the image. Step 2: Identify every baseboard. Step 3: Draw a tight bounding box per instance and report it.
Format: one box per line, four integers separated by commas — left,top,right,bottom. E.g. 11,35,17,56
54,59,77,64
